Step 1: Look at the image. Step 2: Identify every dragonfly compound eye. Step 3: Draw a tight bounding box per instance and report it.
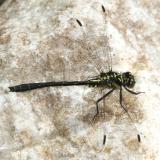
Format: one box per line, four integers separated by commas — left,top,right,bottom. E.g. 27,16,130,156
122,72,135,88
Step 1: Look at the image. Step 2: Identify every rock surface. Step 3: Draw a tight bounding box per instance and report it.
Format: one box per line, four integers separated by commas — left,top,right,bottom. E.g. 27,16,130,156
0,0,160,159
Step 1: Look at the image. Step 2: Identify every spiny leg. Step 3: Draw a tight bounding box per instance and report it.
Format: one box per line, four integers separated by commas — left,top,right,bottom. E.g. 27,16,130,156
93,89,115,120
119,87,130,115
124,87,144,95
120,87,141,143
102,89,106,119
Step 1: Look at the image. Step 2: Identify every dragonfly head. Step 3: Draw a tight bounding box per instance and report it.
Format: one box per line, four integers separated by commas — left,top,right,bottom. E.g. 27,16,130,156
122,72,135,88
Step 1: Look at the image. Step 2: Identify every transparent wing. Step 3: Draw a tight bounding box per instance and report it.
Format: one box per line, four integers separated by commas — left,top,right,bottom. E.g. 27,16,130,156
74,5,142,144
75,17,112,75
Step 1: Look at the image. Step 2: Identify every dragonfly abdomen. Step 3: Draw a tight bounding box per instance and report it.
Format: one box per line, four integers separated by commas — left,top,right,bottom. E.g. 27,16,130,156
9,81,91,92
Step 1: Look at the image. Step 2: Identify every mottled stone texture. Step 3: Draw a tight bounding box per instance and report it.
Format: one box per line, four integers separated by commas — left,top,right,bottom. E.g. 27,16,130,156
0,0,159,159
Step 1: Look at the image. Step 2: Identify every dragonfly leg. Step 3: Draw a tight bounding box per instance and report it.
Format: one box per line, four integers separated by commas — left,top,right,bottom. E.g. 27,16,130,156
124,87,144,95
119,87,130,115
120,87,141,142
93,89,115,120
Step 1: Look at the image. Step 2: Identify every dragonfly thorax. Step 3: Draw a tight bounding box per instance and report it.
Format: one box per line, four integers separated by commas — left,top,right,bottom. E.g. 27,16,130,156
100,71,123,88
90,71,135,89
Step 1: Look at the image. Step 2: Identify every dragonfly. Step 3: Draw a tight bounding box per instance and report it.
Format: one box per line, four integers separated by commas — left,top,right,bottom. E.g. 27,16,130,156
9,5,143,142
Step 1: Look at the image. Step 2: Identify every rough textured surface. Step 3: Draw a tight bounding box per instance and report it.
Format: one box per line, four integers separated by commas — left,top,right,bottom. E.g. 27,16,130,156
0,0,159,159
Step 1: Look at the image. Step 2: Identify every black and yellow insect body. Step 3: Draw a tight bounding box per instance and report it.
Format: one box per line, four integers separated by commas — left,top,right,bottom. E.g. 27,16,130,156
75,70,142,120
88,71,135,89
9,5,143,143
9,70,142,119
9,71,135,91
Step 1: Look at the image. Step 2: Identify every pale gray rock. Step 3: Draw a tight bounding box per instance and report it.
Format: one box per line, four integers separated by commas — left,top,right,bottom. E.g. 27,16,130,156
0,0,160,159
